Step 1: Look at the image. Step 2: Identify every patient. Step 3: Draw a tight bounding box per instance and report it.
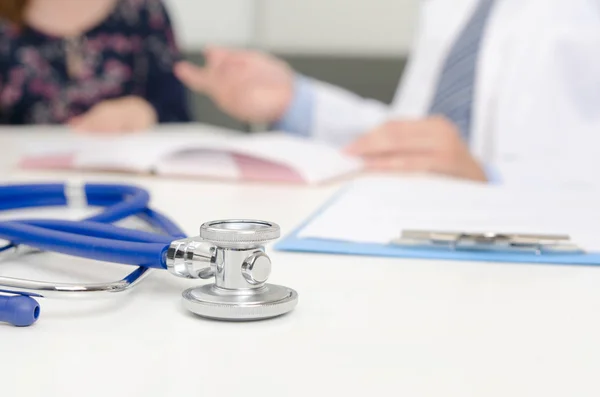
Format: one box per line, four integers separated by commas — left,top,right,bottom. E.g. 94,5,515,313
0,0,191,132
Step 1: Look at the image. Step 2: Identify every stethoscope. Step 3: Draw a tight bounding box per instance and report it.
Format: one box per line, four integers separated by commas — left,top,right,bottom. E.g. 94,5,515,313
0,182,298,327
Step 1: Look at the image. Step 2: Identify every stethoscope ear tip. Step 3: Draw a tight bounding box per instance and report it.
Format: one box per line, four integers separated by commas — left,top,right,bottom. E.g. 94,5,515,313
0,295,41,327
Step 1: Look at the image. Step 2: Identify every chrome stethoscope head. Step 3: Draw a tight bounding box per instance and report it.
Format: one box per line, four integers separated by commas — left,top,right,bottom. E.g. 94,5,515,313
166,220,299,321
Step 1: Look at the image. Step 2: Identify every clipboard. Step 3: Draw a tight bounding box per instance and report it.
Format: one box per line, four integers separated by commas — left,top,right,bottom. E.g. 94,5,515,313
274,177,600,267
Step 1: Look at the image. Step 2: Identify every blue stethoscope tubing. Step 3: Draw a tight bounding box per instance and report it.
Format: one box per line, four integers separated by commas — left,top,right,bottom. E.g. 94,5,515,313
0,182,187,327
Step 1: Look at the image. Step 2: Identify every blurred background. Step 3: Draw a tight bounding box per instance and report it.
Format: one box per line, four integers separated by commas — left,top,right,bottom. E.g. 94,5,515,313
165,0,420,130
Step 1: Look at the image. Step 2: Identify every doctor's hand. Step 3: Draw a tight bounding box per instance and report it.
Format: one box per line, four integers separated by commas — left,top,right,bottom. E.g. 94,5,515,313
344,116,488,182
174,47,294,124
69,96,157,133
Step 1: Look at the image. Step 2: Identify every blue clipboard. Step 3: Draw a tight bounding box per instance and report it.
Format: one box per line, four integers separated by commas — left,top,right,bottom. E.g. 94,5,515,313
274,187,600,267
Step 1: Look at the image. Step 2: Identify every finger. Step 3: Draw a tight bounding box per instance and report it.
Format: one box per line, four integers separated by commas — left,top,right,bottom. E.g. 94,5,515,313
123,114,153,133
215,56,248,80
174,61,213,93
68,111,97,133
210,65,265,115
68,115,83,128
343,125,388,156
345,125,436,157
364,154,436,173
204,46,231,68
69,110,116,133
343,122,407,156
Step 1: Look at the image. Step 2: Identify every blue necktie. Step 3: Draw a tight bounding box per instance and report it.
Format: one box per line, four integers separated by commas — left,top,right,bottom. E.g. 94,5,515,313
428,0,497,140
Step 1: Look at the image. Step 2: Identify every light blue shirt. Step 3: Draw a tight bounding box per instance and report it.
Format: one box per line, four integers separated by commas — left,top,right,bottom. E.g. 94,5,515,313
274,75,501,184
273,75,315,137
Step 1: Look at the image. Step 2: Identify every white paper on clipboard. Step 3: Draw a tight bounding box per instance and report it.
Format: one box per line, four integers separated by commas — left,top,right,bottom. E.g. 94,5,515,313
295,176,600,251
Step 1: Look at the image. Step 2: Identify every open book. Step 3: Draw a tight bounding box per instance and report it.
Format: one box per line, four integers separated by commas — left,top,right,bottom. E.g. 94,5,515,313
19,126,363,184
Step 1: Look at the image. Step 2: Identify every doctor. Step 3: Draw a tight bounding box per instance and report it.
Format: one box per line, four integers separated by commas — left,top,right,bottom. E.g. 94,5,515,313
174,0,600,185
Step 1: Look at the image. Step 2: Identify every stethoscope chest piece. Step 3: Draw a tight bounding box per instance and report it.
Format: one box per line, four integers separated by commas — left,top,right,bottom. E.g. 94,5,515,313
170,220,299,321
182,283,298,321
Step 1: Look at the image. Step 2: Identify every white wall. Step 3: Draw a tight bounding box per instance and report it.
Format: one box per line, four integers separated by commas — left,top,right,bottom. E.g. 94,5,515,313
257,0,420,56
165,0,257,50
165,0,420,57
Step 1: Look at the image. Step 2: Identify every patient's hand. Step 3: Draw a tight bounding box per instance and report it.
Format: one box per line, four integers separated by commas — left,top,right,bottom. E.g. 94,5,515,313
174,46,294,124
344,116,487,182
69,96,157,133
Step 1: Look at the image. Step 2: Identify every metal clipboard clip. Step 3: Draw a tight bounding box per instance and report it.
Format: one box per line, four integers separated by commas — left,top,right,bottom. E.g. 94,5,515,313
391,230,585,255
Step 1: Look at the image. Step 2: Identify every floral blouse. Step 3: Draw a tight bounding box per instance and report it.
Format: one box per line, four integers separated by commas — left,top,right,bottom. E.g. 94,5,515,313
0,0,191,125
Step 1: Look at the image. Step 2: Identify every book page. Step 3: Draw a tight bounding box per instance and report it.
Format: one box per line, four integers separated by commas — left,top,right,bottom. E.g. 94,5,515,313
20,125,362,183
153,150,240,179
19,124,240,173
172,132,363,184
74,133,212,172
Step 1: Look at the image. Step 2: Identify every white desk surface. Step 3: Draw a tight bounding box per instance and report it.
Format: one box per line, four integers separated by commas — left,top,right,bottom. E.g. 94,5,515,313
1,126,600,397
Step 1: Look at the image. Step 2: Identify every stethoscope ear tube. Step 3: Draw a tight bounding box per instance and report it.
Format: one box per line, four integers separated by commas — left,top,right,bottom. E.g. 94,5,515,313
0,221,170,269
0,182,186,327
0,295,40,327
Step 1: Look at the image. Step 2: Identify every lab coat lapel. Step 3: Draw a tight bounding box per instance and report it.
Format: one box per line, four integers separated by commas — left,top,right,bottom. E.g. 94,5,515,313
471,0,533,163
391,0,479,118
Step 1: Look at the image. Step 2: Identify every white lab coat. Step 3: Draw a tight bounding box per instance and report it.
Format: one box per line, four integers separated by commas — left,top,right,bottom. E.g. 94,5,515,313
308,0,600,187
